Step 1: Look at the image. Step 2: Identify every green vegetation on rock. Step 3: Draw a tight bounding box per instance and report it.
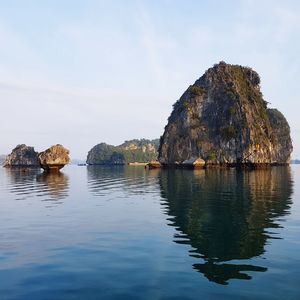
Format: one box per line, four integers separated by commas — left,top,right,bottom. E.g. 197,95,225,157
87,139,159,165
221,125,238,140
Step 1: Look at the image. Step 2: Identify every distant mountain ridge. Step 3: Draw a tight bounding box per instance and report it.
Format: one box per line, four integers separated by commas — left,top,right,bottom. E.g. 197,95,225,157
87,139,159,165
291,159,300,164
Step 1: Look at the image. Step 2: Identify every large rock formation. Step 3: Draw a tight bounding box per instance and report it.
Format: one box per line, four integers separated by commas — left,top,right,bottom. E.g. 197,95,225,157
3,144,39,167
159,62,293,167
38,144,70,171
87,139,159,165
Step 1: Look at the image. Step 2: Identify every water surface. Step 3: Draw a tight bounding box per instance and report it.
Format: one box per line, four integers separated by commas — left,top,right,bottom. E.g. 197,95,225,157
0,165,299,299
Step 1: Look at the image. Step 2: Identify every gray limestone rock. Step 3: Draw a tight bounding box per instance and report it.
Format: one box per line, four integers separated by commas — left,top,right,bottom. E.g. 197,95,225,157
3,144,39,167
158,62,292,167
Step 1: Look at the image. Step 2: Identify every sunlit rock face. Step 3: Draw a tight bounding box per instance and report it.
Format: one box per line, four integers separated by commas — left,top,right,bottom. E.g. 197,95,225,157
158,62,293,167
3,144,39,167
38,144,70,171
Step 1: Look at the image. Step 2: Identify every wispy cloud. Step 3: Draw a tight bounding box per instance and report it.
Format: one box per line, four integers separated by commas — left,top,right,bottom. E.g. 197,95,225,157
137,4,175,82
0,1,299,158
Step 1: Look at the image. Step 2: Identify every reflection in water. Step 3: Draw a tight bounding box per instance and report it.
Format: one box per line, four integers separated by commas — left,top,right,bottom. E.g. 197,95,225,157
4,167,41,183
4,168,41,201
36,172,69,200
5,168,69,201
87,166,160,196
159,167,293,285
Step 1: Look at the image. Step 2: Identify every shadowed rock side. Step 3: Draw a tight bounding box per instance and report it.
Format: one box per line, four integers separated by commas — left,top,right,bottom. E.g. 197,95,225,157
3,144,39,167
159,167,293,285
38,144,70,171
158,62,293,167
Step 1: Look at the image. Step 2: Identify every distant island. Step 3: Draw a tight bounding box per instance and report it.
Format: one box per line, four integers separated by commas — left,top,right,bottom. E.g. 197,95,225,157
157,61,293,169
291,159,300,164
3,144,70,171
87,139,159,165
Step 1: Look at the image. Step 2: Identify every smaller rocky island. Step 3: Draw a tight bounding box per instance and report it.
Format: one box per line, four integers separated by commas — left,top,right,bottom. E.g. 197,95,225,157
39,144,70,171
3,144,40,167
3,144,70,171
87,139,159,165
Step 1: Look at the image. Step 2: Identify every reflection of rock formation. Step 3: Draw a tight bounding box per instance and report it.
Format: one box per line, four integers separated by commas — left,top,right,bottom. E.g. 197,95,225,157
36,172,69,200
5,168,41,201
5,167,41,185
159,167,293,285
193,262,266,285
87,166,160,196
5,168,69,201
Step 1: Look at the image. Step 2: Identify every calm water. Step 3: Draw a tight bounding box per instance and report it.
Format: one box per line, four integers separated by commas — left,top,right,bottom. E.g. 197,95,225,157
0,165,299,299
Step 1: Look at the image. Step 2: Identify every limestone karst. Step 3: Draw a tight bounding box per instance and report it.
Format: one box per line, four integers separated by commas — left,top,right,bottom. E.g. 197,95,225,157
38,144,70,171
4,144,70,171
87,139,159,165
158,62,293,168
3,144,39,167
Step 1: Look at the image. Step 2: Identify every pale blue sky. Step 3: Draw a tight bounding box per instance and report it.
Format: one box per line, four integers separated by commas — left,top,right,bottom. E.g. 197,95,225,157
0,0,299,159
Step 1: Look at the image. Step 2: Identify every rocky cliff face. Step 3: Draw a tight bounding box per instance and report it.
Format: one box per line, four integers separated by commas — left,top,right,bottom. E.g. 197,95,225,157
159,62,292,167
38,144,70,171
87,139,159,165
3,144,39,167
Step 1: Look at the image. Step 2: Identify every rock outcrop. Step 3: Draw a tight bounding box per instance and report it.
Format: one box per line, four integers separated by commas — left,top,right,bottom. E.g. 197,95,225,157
87,139,159,165
147,160,161,169
182,158,205,168
38,144,70,171
3,144,39,167
159,62,293,168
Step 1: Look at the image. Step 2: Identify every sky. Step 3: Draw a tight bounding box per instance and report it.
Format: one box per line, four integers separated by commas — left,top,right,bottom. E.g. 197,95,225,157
0,0,299,159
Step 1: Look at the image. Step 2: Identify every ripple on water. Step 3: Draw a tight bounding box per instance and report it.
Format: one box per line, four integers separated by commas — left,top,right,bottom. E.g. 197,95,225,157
0,165,299,300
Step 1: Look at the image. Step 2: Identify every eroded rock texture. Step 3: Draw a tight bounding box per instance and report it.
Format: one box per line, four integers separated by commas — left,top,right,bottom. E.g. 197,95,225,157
159,62,292,167
3,144,39,167
38,144,70,171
